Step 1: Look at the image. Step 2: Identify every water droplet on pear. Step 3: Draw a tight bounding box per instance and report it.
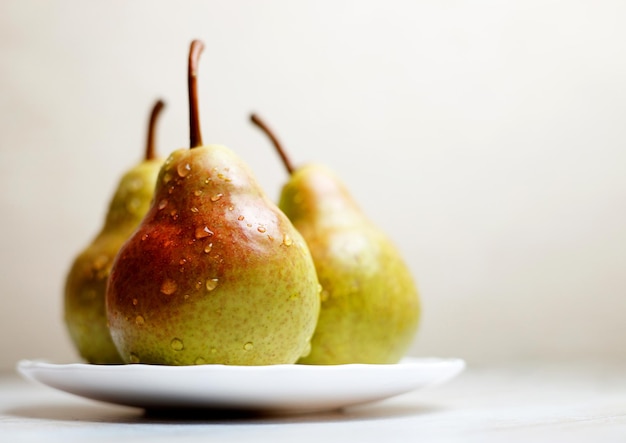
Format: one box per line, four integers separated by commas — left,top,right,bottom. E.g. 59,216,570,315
282,234,293,246
170,338,184,351
126,197,141,213
195,226,214,239
160,279,178,295
205,278,219,291
177,162,191,177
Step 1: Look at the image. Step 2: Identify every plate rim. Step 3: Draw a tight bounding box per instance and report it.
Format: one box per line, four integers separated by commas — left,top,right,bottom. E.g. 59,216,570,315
16,357,466,413
17,356,465,372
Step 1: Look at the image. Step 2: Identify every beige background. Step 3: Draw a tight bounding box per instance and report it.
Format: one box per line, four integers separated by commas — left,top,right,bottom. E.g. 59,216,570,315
1,0,625,369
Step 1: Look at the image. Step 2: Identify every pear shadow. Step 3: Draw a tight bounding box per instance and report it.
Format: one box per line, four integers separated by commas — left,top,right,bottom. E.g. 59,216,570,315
6,401,444,425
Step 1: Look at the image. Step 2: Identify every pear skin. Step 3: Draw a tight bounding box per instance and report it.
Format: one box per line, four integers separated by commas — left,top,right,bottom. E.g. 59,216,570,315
64,100,165,363
105,41,320,366
251,114,420,364
281,165,420,364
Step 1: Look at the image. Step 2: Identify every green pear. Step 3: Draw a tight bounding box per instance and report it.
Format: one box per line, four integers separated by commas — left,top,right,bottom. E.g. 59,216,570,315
251,114,420,365
105,41,320,366
64,100,166,364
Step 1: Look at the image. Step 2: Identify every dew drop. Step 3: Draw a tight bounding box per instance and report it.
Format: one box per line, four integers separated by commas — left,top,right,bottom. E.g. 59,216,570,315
158,199,168,210
246,223,252,228
128,177,143,191
135,315,145,325
210,193,223,202
217,172,232,182
92,255,108,270
205,278,219,291
168,186,175,194
195,280,203,290
184,294,190,300
126,197,141,213
282,234,293,246
141,233,149,241
190,207,199,213
228,205,234,211
194,357,206,365
243,342,254,351
257,225,266,233
160,279,178,295
132,298,138,306
177,162,191,177
129,353,140,363
195,226,214,239
237,215,245,221
204,243,213,253
194,189,203,196
179,258,187,265
163,172,173,184
320,290,330,302
96,269,109,280
170,338,184,351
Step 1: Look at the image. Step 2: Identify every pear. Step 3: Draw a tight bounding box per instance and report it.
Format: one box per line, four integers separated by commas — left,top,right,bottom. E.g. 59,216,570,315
251,114,420,365
105,41,320,366
64,100,166,364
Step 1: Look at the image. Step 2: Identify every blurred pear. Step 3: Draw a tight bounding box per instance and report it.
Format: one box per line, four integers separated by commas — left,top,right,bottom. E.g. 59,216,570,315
64,100,166,363
251,114,420,364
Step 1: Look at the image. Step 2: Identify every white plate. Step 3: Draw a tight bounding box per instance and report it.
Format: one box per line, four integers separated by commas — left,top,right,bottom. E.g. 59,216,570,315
17,358,465,414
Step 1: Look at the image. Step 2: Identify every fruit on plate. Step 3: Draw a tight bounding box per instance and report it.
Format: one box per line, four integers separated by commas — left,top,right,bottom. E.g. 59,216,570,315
251,114,420,364
64,100,166,364
106,41,320,366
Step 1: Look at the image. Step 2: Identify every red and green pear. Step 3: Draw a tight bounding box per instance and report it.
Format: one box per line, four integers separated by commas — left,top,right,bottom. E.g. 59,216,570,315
106,41,320,366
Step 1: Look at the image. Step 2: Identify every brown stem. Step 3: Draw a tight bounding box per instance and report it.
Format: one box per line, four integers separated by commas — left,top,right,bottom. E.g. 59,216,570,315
250,113,295,174
145,99,165,160
188,40,204,148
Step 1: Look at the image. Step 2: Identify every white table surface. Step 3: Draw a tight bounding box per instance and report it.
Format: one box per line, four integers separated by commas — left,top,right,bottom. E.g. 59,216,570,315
2,361,626,442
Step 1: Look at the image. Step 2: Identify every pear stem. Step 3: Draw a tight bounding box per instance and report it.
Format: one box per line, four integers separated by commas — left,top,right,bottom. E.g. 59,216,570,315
145,99,165,161
250,113,295,175
188,40,204,148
